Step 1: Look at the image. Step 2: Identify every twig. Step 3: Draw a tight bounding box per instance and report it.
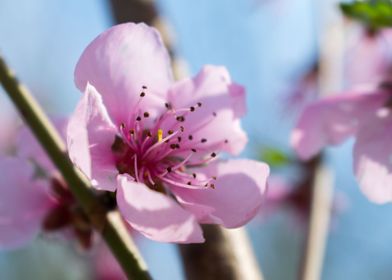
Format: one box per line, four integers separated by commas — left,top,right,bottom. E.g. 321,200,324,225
0,55,152,280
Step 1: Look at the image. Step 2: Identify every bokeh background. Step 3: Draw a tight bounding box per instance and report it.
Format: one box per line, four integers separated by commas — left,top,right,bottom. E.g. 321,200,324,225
1,0,392,279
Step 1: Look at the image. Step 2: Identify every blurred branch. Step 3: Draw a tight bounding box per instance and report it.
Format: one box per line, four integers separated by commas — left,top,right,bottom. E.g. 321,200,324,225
180,225,263,280
300,163,333,280
0,55,151,280
108,1,264,279
300,15,344,280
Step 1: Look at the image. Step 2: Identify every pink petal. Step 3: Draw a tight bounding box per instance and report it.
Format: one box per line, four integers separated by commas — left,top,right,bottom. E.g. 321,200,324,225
354,112,392,203
172,159,269,228
116,175,204,243
166,65,247,155
67,84,118,191
75,23,173,125
0,157,53,249
291,90,388,160
345,30,392,86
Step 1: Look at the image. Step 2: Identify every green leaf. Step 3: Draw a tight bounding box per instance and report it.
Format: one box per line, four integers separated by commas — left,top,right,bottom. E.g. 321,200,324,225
259,147,291,168
340,0,392,31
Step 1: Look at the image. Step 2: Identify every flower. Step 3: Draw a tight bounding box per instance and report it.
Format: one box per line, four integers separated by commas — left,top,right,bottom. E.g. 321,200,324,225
291,86,392,203
67,23,269,243
345,28,392,86
0,122,95,249
0,157,54,249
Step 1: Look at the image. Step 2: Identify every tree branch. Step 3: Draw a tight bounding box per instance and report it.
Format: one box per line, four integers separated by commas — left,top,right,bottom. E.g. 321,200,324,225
0,55,152,280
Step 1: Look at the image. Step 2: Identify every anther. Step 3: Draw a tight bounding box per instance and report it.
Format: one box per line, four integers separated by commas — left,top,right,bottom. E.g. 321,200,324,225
143,112,150,118
190,106,195,112
176,116,185,122
157,129,163,142
165,102,172,109
140,92,146,97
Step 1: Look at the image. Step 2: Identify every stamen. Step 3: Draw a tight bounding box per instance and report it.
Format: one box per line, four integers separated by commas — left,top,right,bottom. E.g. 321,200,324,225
145,170,156,186
134,155,140,182
159,176,204,189
143,130,180,159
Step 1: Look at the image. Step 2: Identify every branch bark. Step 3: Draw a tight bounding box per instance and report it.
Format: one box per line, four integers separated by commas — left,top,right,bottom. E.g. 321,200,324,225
179,225,263,280
0,55,151,280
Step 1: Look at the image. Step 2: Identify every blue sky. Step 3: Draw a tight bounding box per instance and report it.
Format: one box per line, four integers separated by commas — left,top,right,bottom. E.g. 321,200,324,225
1,0,392,279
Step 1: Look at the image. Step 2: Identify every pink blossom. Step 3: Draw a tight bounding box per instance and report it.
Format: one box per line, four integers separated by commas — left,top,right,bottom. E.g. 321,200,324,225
0,122,95,249
67,23,269,243
0,157,54,249
291,86,392,203
345,28,392,86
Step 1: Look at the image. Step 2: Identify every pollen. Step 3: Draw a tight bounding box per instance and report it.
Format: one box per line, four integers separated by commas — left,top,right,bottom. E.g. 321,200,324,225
157,129,163,142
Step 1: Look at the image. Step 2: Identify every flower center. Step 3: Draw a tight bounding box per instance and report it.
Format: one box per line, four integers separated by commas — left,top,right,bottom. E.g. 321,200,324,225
111,87,218,190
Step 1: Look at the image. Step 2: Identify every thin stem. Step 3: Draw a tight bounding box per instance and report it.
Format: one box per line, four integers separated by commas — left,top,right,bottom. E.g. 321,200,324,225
0,55,152,280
